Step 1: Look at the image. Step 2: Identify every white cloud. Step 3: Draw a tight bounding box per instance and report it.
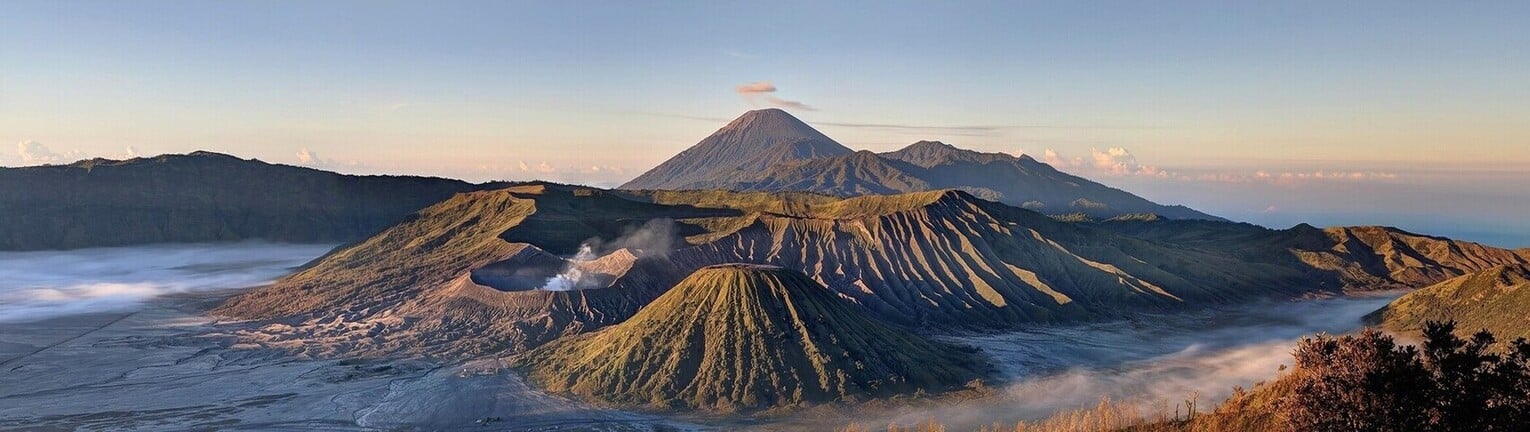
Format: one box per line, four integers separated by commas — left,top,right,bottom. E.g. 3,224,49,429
122,146,141,159
16,141,82,165
296,148,318,165
466,161,631,185
1273,170,1399,182
1036,146,1400,184
294,147,364,171
1041,148,1082,169
723,49,758,59
1088,147,1167,177
513,160,557,174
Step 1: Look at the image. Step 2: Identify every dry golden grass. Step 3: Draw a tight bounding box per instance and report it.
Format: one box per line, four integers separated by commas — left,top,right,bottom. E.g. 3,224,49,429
1370,264,1530,340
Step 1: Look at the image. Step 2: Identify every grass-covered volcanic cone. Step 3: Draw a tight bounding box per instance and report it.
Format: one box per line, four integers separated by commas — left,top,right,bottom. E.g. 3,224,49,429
512,264,990,412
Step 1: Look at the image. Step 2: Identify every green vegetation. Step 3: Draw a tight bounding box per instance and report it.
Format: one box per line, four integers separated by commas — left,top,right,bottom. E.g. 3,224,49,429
1276,322,1530,431
513,264,989,412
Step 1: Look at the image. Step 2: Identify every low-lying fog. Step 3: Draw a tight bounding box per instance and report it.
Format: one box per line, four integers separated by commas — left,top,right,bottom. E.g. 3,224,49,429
0,242,334,323
851,294,1402,429
0,243,1402,430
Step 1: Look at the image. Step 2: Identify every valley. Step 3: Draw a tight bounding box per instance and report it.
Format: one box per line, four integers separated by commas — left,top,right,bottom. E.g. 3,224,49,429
0,244,1408,431
3,110,1525,430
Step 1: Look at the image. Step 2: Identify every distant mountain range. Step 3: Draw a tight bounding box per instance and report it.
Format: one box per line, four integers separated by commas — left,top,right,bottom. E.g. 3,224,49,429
0,109,1218,251
621,108,1223,221
0,152,490,250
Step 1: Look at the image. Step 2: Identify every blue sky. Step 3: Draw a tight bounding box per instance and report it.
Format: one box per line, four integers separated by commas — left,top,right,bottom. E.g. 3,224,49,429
2,1,1528,246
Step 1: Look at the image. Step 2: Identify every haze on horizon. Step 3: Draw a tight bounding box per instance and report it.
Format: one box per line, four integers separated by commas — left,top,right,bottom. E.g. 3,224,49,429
2,1,1527,247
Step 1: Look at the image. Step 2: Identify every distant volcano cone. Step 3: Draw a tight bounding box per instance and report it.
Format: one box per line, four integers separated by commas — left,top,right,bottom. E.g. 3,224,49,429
619,109,852,190
513,264,990,412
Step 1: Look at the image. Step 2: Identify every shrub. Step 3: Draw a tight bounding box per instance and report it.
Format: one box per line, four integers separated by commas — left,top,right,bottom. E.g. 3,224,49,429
1282,321,1530,431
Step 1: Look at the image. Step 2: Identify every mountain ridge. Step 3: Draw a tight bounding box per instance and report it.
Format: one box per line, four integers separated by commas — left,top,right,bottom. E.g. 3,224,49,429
620,110,1223,221
1367,264,1530,340
212,184,1528,358
0,152,489,250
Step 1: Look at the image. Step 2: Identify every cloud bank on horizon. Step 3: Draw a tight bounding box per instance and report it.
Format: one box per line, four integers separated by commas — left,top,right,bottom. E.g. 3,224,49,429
1032,146,1400,185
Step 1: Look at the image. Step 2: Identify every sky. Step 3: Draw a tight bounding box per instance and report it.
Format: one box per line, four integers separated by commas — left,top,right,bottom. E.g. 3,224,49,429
2,1,1527,247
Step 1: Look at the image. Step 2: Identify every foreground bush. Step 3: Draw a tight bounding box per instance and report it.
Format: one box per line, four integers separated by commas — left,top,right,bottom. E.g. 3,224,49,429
1283,321,1530,431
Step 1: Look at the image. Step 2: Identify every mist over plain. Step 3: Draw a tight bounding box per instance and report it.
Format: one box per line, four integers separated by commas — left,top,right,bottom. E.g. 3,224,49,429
845,294,1402,429
0,242,334,323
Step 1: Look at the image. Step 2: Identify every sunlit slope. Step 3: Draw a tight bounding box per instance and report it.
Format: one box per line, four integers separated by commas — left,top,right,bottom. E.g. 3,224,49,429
1368,264,1530,340
1102,219,1530,291
656,189,1309,327
212,184,721,356
1306,226,1530,288
214,185,1530,357
513,264,989,412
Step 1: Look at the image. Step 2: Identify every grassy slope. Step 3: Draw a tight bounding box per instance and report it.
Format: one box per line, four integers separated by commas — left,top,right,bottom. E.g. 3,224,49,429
212,187,538,320
1369,264,1530,340
513,264,988,412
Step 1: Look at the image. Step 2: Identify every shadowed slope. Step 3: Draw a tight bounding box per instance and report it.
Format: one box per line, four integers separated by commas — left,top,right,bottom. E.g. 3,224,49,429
0,152,483,250
1368,264,1530,340
513,264,989,412
620,108,852,190
1096,220,1530,291
877,141,1222,220
738,150,932,196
